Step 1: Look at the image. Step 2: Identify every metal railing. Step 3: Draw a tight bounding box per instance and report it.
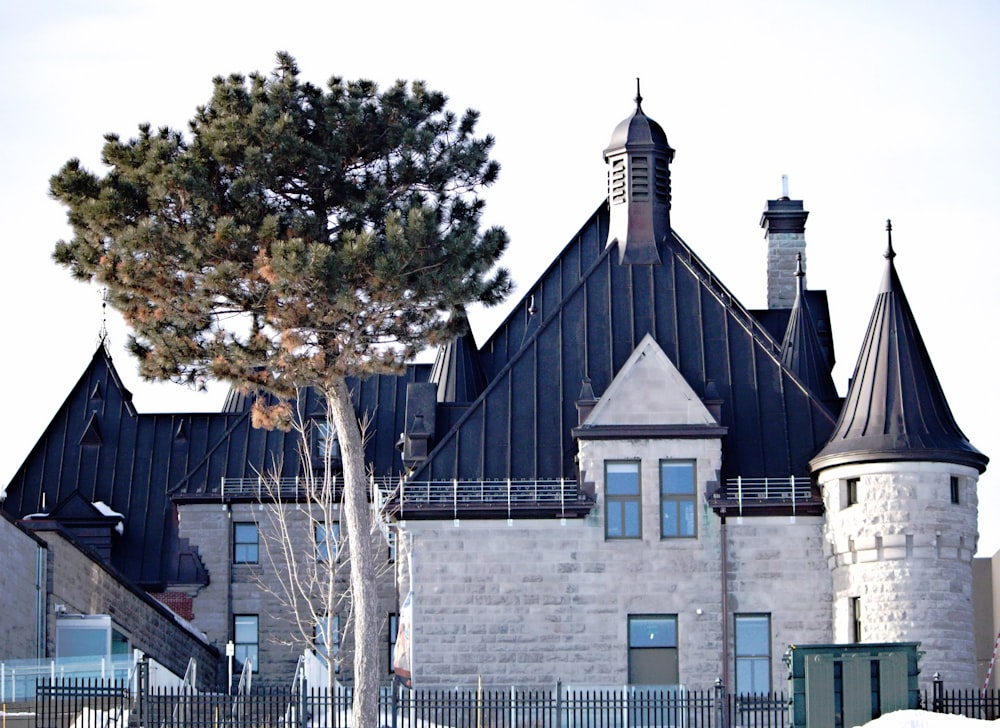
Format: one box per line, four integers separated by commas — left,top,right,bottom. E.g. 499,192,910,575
220,475,399,502
397,478,585,519
712,476,818,517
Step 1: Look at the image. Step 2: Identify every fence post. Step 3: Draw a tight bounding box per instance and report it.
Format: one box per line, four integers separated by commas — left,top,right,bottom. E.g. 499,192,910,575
932,673,943,713
715,677,727,728
300,674,309,728
555,679,563,728
134,658,149,728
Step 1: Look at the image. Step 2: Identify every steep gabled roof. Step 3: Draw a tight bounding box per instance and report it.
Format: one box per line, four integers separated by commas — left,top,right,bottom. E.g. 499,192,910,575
810,227,988,473
409,202,839,484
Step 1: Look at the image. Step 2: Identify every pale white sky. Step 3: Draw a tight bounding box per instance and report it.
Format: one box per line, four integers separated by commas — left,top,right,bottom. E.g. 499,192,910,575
1,1,997,553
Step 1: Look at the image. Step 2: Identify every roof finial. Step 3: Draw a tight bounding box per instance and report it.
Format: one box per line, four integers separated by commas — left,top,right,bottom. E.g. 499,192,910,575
635,77,643,111
884,219,896,261
781,174,789,199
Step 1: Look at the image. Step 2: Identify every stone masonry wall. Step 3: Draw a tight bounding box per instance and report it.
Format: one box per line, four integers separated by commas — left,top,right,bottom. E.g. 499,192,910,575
726,516,832,691
181,501,398,685
40,528,218,687
820,461,980,690
400,436,726,688
0,515,44,659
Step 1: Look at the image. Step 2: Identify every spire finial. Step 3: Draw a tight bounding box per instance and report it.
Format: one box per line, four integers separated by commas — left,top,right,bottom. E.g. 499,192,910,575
885,219,896,261
635,77,643,111
794,252,804,278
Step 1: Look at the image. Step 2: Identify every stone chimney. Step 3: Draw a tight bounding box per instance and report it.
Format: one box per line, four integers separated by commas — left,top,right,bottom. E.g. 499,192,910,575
760,176,808,309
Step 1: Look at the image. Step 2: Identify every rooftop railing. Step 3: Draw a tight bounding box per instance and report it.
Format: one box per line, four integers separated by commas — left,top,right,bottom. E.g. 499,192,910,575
710,476,820,517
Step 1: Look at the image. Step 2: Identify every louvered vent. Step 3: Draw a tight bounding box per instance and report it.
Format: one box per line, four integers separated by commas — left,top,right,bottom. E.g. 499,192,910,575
610,157,627,204
655,158,670,203
631,156,649,200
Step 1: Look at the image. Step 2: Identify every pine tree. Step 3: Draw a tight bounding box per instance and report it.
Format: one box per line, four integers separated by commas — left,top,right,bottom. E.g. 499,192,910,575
51,52,510,725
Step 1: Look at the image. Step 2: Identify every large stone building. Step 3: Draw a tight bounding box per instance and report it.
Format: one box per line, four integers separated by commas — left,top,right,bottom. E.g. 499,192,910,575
2,95,991,694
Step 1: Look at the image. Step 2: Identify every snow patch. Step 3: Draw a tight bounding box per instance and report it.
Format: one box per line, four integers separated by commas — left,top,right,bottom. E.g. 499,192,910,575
861,710,999,728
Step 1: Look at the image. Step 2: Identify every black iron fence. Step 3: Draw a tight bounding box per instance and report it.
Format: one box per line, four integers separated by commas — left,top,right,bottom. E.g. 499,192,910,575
31,674,1000,728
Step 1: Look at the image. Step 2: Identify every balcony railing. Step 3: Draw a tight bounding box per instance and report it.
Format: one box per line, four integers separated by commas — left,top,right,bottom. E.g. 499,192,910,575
708,476,821,517
219,475,398,503
396,478,586,519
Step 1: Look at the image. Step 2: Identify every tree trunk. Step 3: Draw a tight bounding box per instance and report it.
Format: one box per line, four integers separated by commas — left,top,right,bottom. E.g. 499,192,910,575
327,377,380,728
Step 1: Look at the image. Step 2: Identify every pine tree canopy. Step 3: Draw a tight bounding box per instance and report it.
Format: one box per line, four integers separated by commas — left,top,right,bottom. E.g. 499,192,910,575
51,52,512,401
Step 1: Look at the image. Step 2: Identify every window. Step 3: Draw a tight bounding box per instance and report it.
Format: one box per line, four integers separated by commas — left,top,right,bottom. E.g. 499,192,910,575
628,615,678,685
314,614,340,672
850,597,862,643
950,476,960,504
56,615,113,658
233,615,259,672
388,613,399,674
233,523,259,564
315,522,340,562
313,421,340,465
846,478,859,507
735,614,771,695
606,462,641,539
387,529,397,563
660,461,696,538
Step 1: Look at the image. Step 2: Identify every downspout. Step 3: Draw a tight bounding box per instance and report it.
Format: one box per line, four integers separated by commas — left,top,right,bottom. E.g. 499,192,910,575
720,511,730,698
36,543,47,658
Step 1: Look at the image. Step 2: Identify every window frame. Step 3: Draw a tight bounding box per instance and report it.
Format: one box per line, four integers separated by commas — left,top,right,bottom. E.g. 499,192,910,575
627,614,679,685
605,461,642,540
233,614,259,673
850,596,862,643
315,522,340,563
845,477,859,508
233,522,259,565
950,476,960,504
734,613,772,695
659,460,697,539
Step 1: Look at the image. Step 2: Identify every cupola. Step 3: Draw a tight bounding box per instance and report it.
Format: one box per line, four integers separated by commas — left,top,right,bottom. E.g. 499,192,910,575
603,80,674,265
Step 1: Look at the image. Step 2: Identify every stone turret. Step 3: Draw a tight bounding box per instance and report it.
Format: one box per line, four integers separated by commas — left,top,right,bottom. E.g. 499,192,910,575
811,223,988,689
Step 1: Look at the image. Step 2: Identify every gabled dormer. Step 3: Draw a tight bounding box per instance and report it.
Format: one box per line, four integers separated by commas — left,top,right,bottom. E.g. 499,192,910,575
574,335,726,540
22,491,124,562
603,83,674,265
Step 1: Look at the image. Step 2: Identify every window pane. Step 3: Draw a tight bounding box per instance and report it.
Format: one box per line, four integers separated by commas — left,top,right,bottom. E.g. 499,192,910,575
660,462,694,495
680,500,696,536
623,502,640,536
606,502,623,537
736,615,770,655
234,615,259,672
662,501,679,537
234,523,258,564
607,463,639,495
629,617,677,648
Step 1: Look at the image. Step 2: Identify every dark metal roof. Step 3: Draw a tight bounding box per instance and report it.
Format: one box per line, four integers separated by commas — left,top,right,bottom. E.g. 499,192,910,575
810,227,988,473
603,89,673,158
780,255,840,409
409,201,839,485
429,315,486,403
1,346,427,586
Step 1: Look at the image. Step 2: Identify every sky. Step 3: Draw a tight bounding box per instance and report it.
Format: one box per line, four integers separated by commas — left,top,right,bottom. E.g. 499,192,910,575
1,1,997,554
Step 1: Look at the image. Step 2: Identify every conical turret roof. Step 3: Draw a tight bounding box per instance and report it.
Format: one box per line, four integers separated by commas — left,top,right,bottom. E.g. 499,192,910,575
810,223,988,473
781,254,839,408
